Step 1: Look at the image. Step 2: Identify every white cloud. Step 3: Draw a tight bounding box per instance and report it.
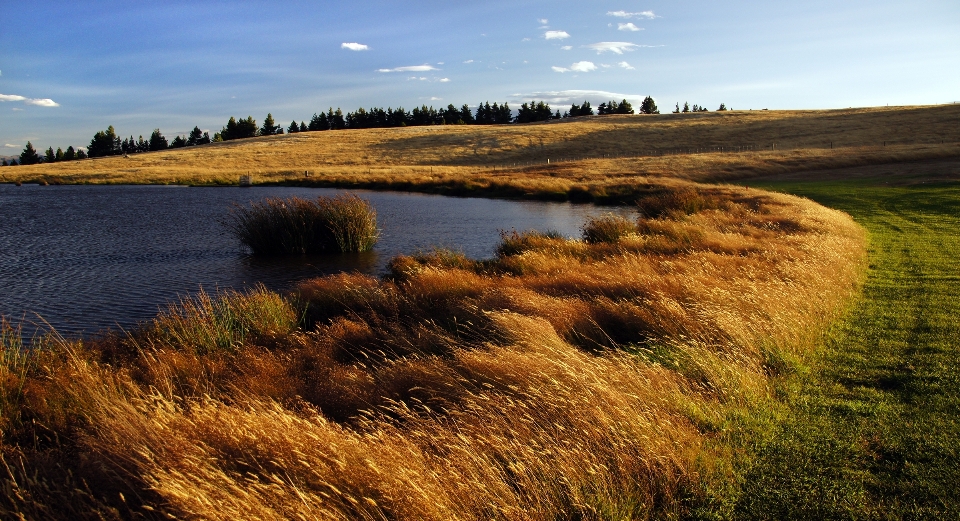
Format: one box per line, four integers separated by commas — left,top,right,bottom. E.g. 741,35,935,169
522,37,531,42
26,98,59,107
618,61,636,70
439,78,451,82
437,62,444,65
378,65,439,73
553,61,597,73
341,42,369,51
618,23,642,31
545,30,570,40
464,59,474,63
4,144,19,148
538,18,549,25
561,45,572,50
430,97,442,101
607,10,657,19
0,93,59,107
585,42,639,54
511,89,644,107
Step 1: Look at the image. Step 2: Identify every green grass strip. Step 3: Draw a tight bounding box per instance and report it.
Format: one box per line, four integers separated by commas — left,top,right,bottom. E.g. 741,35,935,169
728,178,960,519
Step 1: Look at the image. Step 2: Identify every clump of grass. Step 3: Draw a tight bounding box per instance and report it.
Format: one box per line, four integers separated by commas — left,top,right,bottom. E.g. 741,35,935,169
142,285,299,354
582,214,638,243
228,194,378,254
636,186,724,219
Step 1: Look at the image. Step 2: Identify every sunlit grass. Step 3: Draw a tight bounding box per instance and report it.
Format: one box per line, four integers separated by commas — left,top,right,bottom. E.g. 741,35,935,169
227,194,379,254
0,180,866,518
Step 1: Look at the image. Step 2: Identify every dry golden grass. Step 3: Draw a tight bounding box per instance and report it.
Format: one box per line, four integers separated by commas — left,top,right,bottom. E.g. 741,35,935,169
3,105,959,199
0,180,866,519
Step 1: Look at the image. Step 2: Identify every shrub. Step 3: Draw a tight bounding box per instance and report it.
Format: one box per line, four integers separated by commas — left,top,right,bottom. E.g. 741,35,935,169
636,187,722,219
228,194,378,254
581,214,638,244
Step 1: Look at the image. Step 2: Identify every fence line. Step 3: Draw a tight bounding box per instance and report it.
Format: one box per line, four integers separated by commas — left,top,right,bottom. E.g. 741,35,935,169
478,139,960,172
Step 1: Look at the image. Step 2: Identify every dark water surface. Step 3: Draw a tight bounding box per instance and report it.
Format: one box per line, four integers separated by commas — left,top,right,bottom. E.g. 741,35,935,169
0,184,626,337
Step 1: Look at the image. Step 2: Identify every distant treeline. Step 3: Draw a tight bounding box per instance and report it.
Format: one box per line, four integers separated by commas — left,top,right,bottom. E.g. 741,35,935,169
2,96,666,164
672,102,729,113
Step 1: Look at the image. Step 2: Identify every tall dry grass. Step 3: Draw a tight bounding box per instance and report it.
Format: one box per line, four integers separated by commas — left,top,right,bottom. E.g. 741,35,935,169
0,180,866,519
227,194,379,254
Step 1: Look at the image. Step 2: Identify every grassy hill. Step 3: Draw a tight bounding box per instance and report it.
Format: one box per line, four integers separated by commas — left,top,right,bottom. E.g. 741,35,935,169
3,105,959,199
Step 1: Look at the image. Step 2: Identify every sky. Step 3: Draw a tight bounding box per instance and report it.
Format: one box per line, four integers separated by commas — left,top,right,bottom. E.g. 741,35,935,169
1,0,958,154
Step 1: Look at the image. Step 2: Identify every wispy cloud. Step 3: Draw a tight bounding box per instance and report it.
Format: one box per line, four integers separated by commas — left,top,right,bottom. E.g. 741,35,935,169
341,42,369,51
464,59,474,63
538,18,549,25
618,23,642,31
378,65,439,73
618,61,635,70
607,10,657,19
545,30,570,40
561,45,572,51
0,93,60,107
26,99,59,107
553,61,597,73
511,89,644,106
4,144,19,148
439,78,451,82
585,42,639,54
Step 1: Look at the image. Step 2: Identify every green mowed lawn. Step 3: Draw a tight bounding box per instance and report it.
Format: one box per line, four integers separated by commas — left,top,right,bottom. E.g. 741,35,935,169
730,176,960,519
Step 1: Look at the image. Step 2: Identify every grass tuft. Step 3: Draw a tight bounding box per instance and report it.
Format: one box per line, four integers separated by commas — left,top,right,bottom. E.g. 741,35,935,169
581,214,638,243
228,194,378,254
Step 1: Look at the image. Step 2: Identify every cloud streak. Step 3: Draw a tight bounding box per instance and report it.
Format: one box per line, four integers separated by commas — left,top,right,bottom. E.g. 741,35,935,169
585,42,639,54
618,23,642,31
0,93,59,107
544,30,570,40
341,42,369,51
607,10,657,19
552,61,597,73
377,65,439,73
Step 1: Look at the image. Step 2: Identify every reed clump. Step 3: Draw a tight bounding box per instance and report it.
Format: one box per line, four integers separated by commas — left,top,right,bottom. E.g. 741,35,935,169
228,194,378,254
0,180,867,519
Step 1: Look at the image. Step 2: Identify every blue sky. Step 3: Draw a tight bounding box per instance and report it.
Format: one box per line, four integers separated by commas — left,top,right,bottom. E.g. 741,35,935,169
2,0,958,153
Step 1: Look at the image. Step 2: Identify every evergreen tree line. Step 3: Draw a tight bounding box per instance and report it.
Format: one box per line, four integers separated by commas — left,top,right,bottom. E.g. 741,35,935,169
1,95,666,165
672,102,728,114
87,125,212,158
3,141,88,166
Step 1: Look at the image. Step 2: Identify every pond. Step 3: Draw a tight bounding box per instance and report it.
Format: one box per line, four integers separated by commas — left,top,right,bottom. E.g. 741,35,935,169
0,184,630,338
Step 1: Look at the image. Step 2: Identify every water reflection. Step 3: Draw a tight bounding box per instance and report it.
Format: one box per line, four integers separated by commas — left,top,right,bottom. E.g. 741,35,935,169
0,184,630,337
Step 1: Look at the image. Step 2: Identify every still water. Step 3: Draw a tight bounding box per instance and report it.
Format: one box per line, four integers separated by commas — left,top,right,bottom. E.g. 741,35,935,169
0,184,627,337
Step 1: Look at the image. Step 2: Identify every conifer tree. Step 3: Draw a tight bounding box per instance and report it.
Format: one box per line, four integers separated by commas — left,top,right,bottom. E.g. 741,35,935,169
55,147,64,161
149,129,169,151
187,126,205,146
260,113,279,136
288,120,299,133
170,135,187,148
639,96,659,114
299,121,308,132
673,103,680,114
44,146,56,163
617,99,634,114
77,149,87,159
19,142,41,165
88,126,121,157
717,103,727,111
64,146,76,161
682,102,690,113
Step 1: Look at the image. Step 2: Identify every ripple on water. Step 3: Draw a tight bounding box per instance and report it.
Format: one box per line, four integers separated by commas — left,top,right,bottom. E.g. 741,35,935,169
0,184,630,338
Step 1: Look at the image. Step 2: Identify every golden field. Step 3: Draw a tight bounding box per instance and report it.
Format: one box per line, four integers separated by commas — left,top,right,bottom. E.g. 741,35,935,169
3,104,959,200
3,104,957,518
